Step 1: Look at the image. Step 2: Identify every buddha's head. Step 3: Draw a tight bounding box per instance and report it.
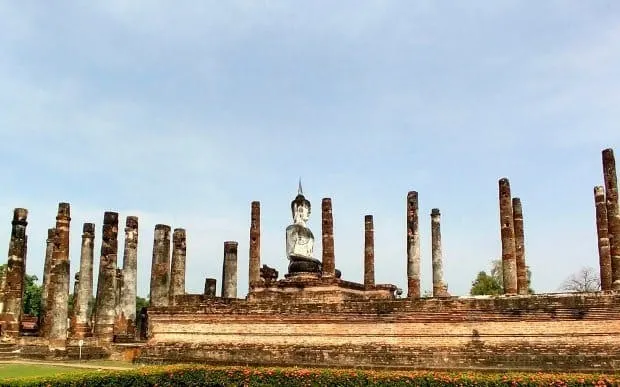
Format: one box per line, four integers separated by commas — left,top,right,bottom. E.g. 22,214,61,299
291,194,311,225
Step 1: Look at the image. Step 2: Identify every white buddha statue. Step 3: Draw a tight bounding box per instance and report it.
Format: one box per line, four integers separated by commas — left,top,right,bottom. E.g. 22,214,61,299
286,181,321,273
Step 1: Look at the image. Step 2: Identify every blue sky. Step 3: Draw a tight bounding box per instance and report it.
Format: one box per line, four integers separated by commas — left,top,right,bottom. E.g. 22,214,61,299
1,1,619,298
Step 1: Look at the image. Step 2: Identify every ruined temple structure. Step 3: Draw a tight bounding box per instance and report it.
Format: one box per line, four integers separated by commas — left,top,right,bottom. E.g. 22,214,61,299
138,174,620,372
1,149,620,371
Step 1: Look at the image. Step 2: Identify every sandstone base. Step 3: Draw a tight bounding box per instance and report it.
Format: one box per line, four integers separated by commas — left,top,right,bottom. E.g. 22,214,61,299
248,273,397,303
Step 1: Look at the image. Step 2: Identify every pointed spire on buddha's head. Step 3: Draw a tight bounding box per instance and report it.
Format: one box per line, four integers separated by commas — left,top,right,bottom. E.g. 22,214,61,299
291,179,311,222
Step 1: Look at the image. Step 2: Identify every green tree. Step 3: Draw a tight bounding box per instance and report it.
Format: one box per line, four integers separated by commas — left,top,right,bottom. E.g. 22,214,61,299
22,274,42,317
470,271,503,295
471,259,534,295
136,296,149,318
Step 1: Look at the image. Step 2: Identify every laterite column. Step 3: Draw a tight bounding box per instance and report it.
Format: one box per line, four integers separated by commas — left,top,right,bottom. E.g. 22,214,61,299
321,198,335,277
406,191,420,298
499,178,517,295
364,215,375,286
221,241,238,298
595,186,612,290
149,224,171,307
249,201,261,288
3,208,29,337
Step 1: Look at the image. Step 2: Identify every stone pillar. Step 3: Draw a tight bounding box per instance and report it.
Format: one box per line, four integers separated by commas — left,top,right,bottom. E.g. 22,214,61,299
595,186,612,291
40,228,55,323
221,241,238,298
169,228,187,305
120,216,138,332
602,148,620,290
70,272,79,333
321,198,335,277
406,191,421,298
204,278,217,297
44,203,71,348
149,224,171,307
115,216,138,335
513,198,528,295
499,178,518,295
38,228,55,336
71,223,95,338
431,209,448,297
94,212,119,341
364,215,375,287
0,268,6,313
3,208,29,337
249,201,261,288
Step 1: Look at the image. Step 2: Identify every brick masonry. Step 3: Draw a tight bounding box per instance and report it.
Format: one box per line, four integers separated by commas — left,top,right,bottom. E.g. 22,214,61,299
139,292,620,371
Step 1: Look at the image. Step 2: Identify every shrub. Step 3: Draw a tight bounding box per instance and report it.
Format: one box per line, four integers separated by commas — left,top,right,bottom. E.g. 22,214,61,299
1,364,617,387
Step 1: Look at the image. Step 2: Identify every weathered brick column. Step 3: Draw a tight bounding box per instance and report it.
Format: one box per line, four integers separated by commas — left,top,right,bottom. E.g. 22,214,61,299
71,223,95,338
221,241,238,298
431,209,448,297
406,191,421,298
249,201,261,288
321,198,335,277
40,228,55,320
118,216,138,335
169,228,187,305
3,208,29,337
204,278,217,297
39,228,55,336
44,203,71,348
364,215,375,287
513,198,528,295
149,224,171,307
0,269,6,311
602,148,620,290
595,186,612,291
94,211,119,341
499,178,518,295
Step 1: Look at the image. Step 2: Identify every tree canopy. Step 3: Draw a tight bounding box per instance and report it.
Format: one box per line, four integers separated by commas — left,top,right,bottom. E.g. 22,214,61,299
470,259,534,295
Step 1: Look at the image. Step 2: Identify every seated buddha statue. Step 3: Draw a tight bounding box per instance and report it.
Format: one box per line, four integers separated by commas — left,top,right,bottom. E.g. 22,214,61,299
286,183,322,274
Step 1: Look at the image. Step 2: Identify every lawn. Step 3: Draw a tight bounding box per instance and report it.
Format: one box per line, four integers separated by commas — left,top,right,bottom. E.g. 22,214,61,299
0,364,90,379
0,360,136,380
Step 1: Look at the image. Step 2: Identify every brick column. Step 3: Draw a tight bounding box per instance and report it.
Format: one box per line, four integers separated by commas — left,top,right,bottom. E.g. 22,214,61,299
149,224,171,307
40,227,55,330
321,198,335,277
72,223,95,338
3,208,29,337
94,212,119,341
221,241,238,298
364,215,375,287
406,191,420,298
595,186,612,291
602,148,620,290
431,209,448,297
204,278,217,297
120,216,138,334
169,228,187,305
249,201,261,288
513,198,528,295
499,178,518,295
44,203,71,349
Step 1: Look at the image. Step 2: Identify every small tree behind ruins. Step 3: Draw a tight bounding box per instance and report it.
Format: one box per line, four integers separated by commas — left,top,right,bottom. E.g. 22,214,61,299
558,267,601,293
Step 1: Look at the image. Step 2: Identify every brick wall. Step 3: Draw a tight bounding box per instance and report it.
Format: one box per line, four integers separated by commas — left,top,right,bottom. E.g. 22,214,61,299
138,292,620,371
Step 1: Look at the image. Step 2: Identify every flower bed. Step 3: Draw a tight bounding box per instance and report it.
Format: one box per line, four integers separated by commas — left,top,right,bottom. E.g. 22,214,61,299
1,364,617,386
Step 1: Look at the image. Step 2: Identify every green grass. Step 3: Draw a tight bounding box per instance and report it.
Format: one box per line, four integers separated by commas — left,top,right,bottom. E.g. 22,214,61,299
0,364,91,379
0,360,136,380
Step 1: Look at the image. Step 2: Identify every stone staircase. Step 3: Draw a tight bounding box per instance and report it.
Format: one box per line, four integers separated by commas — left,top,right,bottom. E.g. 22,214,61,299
0,342,19,360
